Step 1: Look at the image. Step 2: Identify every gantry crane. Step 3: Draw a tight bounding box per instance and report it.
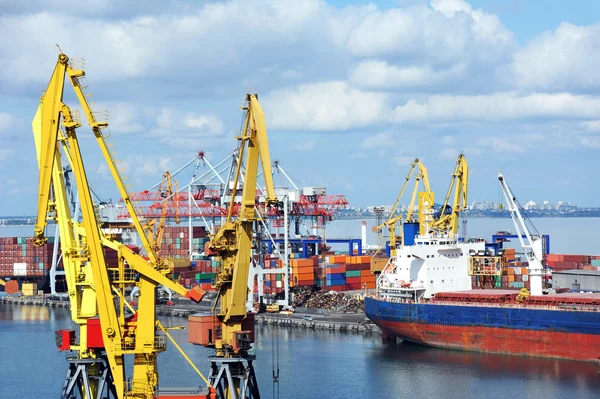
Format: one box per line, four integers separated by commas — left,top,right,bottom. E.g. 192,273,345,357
372,158,433,256
188,93,277,399
143,171,180,257
32,50,208,399
430,154,468,236
497,170,544,296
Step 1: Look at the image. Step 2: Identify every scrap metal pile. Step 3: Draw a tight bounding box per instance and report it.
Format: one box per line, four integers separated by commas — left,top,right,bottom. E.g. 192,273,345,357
291,287,364,312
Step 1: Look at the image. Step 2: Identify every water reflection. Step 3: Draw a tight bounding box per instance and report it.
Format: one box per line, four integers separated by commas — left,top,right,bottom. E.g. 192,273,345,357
0,304,51,322
376,341,600,386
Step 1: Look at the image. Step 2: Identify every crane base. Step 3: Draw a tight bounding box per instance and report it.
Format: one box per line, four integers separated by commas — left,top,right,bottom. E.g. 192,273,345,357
208,356,260,399
61,357,117,399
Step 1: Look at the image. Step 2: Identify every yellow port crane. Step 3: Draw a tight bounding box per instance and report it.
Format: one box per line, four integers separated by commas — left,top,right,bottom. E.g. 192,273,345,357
32,50,207,399
372,158,433,256
188,93,278,399
430,154,468,236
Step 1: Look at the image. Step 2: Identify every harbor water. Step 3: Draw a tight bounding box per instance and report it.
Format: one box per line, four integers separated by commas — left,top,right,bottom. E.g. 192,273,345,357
2,219,600,398
0,304,599,399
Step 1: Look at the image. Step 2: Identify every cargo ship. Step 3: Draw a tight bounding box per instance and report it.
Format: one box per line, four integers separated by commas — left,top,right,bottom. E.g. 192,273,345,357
364,227,600,362
365,171,600,362
364,290,600,362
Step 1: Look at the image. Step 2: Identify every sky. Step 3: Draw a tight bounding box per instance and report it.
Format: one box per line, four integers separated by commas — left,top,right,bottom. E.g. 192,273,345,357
1,0,600,215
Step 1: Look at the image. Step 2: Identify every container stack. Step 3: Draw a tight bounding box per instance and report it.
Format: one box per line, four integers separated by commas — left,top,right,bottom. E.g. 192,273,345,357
262,255,284,295
0,237,56,277
160,225,208,259
504,248,516,263
345,256,375,290
471,266,531,290
290,257,318,287
177,255,222,290
546,254,600,271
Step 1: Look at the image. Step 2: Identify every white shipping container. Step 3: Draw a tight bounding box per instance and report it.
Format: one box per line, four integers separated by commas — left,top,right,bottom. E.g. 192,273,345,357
13,263,27,276
275,281,282,288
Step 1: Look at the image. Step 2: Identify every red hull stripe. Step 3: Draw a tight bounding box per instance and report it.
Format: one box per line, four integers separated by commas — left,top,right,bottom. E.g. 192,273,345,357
380,320,600,362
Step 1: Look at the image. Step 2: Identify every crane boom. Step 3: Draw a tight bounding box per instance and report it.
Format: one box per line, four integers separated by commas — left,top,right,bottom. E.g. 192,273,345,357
497,170,544,296
430,154,468,236
190,94,275,398
373,158,433,256
33,51,207,399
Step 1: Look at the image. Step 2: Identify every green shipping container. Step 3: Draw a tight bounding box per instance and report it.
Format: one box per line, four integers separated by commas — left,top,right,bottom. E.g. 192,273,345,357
195,273,201,280
346,270,361,278
591,259,600,267
39,263,44,270
276,274,282,281
199,272,216,280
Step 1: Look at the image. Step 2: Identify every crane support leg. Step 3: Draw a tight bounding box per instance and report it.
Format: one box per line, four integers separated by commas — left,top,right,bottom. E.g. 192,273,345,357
208,357,260,399
61,357,117,399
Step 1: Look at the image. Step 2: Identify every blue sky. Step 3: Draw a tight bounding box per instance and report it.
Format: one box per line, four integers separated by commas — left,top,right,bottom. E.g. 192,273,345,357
1,0,600,215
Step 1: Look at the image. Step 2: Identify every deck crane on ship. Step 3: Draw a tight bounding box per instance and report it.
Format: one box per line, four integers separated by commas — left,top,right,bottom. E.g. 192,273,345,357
32,50,211,399
497,170,544,296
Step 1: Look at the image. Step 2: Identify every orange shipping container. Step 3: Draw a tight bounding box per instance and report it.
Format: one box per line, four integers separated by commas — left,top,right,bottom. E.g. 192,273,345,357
296,272,315,281
521,267,528,275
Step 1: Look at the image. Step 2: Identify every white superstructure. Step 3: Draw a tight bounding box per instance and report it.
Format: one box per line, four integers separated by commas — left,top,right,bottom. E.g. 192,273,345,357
377,233,485,301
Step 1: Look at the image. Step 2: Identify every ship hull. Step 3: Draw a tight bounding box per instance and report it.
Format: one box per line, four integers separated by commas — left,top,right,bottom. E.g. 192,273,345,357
365,297,600,362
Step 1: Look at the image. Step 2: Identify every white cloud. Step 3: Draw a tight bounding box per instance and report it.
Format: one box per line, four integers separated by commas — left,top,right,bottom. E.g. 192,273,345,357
476,134,543,154
351,152,368,159
7,179,17,185
0,1,357,85
579,120,600,133
293,140,317,151
579,136,600,148
476,137,524,153
7,187,21,196
345,1,515,64
151,108,225,148
0,149,13,161
0,113,14,131
100,155,173,182
84,101,144,134
509,22,600,90
440,147,459,160
184,114,224,135
393,92,600,123
393,156,415,166
361,132,394,149
263,81,388,130
281,69,302,79
442,136,455,145
349,61,466,89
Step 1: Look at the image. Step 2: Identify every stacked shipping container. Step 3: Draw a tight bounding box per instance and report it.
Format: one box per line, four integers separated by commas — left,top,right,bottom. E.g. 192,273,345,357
0,237,56,277
546,254,600,271
160,225,208,259
290,254,377,292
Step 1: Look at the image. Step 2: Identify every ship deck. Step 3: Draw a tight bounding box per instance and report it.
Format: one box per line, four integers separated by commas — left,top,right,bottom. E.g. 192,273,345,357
425,289,600,310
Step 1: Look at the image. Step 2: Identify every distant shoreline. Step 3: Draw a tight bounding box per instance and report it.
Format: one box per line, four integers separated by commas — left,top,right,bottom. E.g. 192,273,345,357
2,212,600,227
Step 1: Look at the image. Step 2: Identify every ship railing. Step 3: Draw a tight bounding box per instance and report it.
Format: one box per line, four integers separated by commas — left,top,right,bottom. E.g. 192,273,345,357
429,300,599,312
